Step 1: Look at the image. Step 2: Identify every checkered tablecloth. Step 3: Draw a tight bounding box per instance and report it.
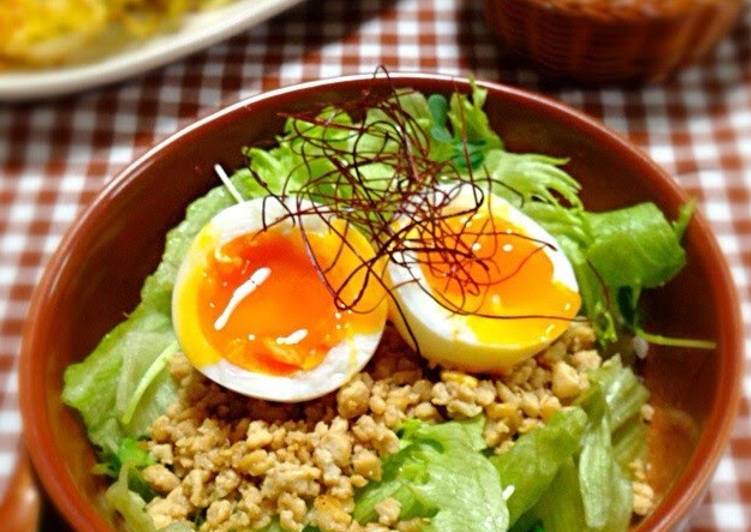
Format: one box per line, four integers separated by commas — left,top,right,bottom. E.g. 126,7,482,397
0,0,749,529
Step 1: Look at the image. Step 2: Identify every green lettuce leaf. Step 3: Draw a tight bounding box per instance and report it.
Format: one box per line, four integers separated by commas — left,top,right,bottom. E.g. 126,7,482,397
672,198,696,240
529,458,587,532
105,465,157,532
62,307,177,454
519,200,690,345
606,469,634,532
485,151,582,210
574,358,646,532
448,84,503,154
518,451,631,532
578,413,615,529
583,203,686,290
500,358,648,532
612,418,648,471
577,411,632,532
62,172,266,455
161,523,194,532
586,356,649,433
95,437,154,478
354,417,508,532
490,407,588,524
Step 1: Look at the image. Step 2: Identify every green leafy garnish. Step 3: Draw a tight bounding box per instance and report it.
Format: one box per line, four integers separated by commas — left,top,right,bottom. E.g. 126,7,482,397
503,358,649,532
121,341,179,426
427,85,503,170
105,464,158,532
578,408,630,530
62,171,267,455
95,437,154,478
354,417,508,531
526,459,586,532
94,437,156,503
635,327,717,350
582,204,686,289
672,198,696,240
524,201,698,346
485,151,581,210
447,83,503,154
490,407,588,524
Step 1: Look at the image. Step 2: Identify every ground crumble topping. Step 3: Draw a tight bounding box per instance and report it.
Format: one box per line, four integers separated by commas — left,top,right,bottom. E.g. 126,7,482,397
140,323,653,531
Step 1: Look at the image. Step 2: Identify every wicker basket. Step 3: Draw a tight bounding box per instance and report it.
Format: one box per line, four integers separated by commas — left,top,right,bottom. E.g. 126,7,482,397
484,0,745,83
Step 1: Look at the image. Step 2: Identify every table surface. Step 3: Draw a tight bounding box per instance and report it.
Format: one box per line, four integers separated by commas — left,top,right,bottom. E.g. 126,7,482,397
1,0,749,530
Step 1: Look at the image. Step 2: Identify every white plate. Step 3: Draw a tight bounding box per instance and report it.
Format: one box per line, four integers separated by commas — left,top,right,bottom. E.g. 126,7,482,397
0,0,303,102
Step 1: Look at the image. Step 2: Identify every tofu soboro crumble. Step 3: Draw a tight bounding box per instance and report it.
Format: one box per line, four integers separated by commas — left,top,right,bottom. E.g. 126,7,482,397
63,82,708,532
142,324,655,531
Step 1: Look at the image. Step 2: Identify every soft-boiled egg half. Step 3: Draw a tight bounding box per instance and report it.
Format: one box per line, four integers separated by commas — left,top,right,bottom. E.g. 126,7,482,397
172,198,388,402
387,185,581,372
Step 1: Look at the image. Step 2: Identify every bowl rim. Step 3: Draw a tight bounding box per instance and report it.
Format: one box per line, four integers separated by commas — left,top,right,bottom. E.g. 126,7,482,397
19,72,743,532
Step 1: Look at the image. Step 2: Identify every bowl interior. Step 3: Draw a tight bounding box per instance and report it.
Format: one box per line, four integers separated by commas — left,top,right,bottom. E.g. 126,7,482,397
20,74,741,531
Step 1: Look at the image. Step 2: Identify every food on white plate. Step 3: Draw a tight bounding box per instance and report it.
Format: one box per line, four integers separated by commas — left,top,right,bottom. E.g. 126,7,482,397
0,0,231,68
62,82,712,532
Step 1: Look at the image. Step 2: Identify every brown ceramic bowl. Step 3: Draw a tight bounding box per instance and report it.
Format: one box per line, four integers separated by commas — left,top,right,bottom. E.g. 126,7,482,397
484,0,745,83
19,73,742,531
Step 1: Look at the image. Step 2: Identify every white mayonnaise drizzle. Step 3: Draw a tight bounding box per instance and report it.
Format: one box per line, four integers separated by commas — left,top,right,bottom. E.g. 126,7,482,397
276,328,309,345
213,267,271,330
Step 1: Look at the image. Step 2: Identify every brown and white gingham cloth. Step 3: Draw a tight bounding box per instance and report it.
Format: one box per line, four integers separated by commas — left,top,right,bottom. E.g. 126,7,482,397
1,0,749,529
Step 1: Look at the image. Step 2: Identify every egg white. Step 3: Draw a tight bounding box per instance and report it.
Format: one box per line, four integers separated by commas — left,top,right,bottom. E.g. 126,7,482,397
387,185,579,373
172,198,385,402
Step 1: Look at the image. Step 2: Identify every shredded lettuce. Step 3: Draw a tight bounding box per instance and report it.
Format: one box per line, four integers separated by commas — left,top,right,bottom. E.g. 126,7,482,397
62,172,271,455
121,341,179,426
574,358,648,531
579,418,633,532
578,413,621,529
484,151,582,210
672,198,696,240
582,356,649,433
504,358,649,532
524,201,692,345
582,204,686,290
612,420,648,473
105,464,158,532
527,458,587,532
490,407,588,524
62,307,177,454
95,437,154,478
354,417,508,531
95,437,157,503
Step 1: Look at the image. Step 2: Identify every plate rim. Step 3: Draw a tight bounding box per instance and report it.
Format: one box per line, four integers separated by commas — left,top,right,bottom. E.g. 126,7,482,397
0,0,303,102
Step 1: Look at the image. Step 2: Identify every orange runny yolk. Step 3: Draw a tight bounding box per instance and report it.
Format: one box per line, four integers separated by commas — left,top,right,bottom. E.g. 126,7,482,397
419,211,580,345
196,224,384,375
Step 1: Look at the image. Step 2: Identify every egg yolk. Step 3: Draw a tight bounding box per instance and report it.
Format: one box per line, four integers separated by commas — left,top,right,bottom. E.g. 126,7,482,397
193,223,385,375
419,212,580,345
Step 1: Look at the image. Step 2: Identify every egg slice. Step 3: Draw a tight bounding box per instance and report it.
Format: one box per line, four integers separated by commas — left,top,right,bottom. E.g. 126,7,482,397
387,185,581,372
172,198,388,402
